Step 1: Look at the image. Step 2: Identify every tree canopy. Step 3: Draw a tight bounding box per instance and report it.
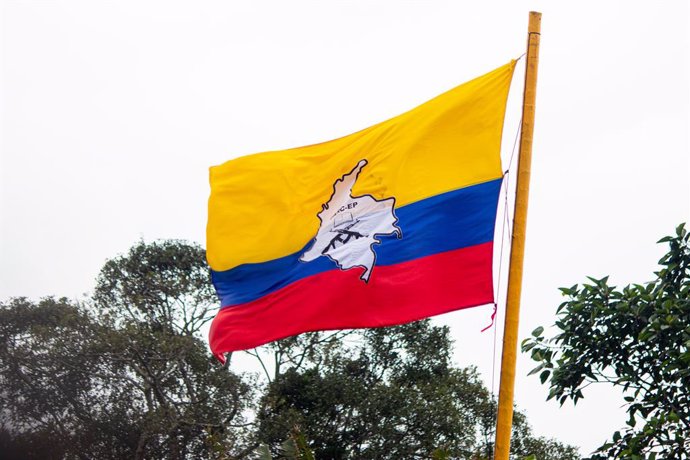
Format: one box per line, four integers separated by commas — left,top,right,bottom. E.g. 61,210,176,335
1,239,579,459
0,242,254,459
255,322,579,460
523,224,690,459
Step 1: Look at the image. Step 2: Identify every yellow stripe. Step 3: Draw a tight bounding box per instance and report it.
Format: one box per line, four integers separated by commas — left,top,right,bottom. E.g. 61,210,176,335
208,61,515,271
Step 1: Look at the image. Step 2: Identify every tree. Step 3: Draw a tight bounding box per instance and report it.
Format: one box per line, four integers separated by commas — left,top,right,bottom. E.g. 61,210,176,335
0,241,255,459
0,297,131,459
523,224,690,459
254,321,579,460
1,239,581,459
91,240,257,459
93,239,217,336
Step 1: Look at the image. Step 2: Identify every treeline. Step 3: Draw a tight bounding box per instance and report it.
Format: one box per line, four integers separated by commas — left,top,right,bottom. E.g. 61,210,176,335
0,240,579,459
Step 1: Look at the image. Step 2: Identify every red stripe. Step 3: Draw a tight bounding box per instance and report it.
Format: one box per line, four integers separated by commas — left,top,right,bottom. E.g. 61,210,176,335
209,242,494,361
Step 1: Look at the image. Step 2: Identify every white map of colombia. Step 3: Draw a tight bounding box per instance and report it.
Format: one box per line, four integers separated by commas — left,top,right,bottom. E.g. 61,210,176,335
300,159,402,282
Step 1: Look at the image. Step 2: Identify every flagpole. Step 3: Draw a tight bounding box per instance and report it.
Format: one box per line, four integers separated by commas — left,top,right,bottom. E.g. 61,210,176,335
493,11,541,460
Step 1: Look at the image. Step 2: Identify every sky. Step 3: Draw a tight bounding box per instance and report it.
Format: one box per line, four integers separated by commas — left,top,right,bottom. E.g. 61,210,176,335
1,0,689,455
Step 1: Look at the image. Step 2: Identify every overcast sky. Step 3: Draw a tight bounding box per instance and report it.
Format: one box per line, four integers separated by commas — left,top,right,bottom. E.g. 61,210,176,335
1,0,688,455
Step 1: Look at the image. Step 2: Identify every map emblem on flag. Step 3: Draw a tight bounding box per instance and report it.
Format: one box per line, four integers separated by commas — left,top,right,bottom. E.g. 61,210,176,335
300,159,402,282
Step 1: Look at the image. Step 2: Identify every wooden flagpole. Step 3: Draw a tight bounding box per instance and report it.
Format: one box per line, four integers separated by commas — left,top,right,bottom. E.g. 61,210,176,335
493,11,541,460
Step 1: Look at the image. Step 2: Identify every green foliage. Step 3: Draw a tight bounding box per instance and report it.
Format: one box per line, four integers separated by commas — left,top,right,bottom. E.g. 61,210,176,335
256,322,579,460
277,426,315,460
0,297,130,459
1,239,581,460
94,239,217,335
523,224,690,459
0,241,254,459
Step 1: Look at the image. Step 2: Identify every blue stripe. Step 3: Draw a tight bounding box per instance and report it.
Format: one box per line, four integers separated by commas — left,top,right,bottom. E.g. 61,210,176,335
212,178,502,307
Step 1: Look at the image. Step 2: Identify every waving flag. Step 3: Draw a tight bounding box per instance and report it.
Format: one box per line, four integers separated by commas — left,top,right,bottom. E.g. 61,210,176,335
207,61,515,362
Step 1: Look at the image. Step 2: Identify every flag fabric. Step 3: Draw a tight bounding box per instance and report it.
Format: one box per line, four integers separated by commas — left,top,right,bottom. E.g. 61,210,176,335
207,61,516,362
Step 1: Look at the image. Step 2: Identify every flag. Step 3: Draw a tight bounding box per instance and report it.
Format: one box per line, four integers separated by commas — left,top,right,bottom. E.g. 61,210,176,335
207,61,516,362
